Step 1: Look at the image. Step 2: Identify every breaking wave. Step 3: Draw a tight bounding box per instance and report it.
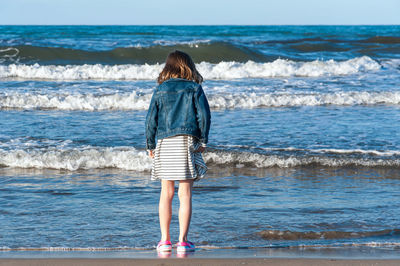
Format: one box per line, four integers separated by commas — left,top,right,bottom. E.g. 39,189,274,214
1,146,400,171
0,56,381,80
0,146,151,171
1,90,399,111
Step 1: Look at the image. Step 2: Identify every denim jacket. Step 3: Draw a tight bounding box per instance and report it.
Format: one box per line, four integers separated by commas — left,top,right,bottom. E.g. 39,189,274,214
145,78,211,150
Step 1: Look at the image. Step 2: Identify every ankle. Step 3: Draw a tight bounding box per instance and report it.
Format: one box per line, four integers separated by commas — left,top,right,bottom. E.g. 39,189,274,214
178,236,188,243
161,235,171,242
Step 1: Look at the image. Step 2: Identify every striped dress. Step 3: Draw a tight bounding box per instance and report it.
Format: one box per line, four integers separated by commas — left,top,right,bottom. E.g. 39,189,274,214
150,134,207,181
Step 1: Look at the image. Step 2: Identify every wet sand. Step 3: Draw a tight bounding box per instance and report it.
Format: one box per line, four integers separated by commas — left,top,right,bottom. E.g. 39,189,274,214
1,258,400,266
2,246,400,265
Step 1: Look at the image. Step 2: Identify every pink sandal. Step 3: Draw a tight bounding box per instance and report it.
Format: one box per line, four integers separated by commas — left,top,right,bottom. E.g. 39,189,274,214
176,241,195,252
157,240,172,252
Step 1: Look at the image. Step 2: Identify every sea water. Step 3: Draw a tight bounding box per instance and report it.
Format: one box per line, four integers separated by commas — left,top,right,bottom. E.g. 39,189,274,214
0,25,400,251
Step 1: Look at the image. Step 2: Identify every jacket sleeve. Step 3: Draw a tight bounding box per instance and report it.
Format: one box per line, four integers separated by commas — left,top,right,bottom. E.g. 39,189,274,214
194,85,211,145
145,90,159,150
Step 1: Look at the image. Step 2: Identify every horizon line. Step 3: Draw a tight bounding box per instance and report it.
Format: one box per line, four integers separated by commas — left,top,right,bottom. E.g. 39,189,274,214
0,24,399,26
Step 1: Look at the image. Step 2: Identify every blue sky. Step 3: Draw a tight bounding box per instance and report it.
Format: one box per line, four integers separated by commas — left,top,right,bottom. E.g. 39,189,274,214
1,0,399,25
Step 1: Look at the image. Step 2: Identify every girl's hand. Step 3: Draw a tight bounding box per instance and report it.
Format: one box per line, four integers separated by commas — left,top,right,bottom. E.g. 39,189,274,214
148,150,155,158
194,146,206,153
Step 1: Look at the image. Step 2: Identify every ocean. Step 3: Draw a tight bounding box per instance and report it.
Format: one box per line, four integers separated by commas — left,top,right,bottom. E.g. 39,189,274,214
0,25,400,252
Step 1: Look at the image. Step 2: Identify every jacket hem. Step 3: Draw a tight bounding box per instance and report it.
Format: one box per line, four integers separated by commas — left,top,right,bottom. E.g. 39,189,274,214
157,128,201,141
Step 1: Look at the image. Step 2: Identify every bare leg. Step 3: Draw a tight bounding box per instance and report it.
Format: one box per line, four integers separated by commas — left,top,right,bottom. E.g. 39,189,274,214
159,180,175,241
178,179,194,242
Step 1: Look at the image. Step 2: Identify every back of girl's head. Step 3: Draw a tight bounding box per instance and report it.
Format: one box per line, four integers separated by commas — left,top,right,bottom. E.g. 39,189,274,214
157,50,203,84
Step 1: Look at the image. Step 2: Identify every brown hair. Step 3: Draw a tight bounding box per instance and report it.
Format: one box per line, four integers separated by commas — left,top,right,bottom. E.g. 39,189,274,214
157,50,203,84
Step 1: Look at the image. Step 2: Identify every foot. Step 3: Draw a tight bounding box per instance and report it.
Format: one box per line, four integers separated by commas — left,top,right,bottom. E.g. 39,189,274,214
176,241,195,252
157,240,172,252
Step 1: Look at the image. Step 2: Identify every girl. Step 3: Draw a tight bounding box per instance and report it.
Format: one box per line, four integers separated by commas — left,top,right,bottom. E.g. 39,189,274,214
145,50,211,253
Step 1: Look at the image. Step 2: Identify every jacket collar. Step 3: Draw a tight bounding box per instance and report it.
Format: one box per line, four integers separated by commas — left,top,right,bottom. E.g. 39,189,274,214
164,78,190,83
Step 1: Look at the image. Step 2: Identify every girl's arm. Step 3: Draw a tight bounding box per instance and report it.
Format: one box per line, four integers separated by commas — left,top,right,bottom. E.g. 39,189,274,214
194,85,211,146
145,90,159,150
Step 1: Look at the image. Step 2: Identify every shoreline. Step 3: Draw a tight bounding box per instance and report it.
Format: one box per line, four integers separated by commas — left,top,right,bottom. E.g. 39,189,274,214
1,246,400,260
1,258,400,266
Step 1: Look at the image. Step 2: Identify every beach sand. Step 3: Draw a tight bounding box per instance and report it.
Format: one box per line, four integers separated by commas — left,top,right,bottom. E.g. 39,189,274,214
2,246,400,265
1,258,400,266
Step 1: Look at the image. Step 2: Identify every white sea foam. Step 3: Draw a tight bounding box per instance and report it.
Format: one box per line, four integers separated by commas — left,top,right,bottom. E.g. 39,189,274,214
0,63,163,80
2,241,400,251
205,150,400,168
1,146,399,171
0,146,152,171
310,148,400,157
208,91,400,109
0,56,381,80
0,246,149,251
381,58,400,69
1,91,400,110
225,145,400,157
0,91,152,111
152,39,211,46
257,147,400,157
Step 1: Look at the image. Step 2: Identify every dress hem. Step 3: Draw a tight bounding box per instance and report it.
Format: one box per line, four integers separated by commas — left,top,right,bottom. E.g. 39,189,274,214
150,134,207,182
